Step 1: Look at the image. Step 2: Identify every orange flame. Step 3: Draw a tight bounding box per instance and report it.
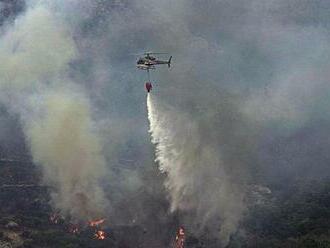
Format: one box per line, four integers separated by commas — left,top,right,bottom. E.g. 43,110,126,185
95,230,106,240
174,226,185,248
89,219,105,227
89,218,106,240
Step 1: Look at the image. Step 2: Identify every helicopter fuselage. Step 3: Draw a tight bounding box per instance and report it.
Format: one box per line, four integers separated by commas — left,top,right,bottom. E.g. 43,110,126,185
136,55,172,69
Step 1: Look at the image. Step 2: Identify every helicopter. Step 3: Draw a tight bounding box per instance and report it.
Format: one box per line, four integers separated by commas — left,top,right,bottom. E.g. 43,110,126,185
136,52,172,70
136,52,172,93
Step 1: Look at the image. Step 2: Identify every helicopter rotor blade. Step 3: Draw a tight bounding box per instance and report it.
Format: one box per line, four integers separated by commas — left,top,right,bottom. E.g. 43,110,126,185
144,52,168,55
129,53,143,56
130,51,169,56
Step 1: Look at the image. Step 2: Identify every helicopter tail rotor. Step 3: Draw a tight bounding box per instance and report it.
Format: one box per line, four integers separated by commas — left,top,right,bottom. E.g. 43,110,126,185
168,56,172,68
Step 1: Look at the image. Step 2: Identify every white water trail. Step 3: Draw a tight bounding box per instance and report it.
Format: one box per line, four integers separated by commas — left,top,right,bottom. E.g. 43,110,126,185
147,93,245,246
147,93,193,211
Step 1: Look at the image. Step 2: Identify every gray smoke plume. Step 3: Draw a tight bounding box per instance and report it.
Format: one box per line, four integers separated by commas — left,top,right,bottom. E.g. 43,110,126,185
0,2,109,222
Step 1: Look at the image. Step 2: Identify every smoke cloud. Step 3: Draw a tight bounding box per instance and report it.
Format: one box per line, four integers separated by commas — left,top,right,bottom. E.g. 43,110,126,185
27,91,108,220
0,2,109,222
0,5,75,89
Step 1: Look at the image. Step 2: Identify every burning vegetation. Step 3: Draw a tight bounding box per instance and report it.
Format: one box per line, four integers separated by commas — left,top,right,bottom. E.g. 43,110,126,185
0,156,191,247
89,218,107,240
174,226,185,248
95,230,106,240
68,223,80,235
50,213,107,240
89,218,105,227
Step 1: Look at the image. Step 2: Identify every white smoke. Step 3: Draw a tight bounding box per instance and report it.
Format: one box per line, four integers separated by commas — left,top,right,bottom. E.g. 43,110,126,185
26,90,108,220
147,94,245,246
0,2,109,222
0,5,76,90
